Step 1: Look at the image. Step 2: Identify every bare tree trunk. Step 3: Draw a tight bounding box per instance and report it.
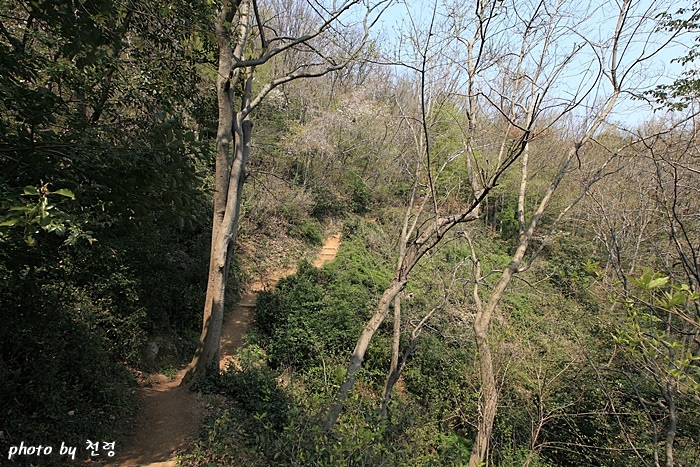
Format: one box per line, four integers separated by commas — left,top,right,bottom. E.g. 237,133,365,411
325,187,488,429
182,6,238,384
325,278,406,429
183,112,253,383
379,172,416,418
468,235,528,465
468,140,529,466
380,294,401,418
182,1,252,384
467,94,620,461
383,301,442,408
381,252,465,419
662,383,678,467
470,331,498,467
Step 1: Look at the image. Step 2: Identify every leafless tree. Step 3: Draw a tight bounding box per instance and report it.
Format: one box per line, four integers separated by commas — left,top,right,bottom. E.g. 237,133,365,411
324,4,686,467
583,113,700,466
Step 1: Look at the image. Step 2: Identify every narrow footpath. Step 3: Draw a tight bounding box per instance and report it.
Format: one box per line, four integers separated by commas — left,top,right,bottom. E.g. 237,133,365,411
113,232,341,466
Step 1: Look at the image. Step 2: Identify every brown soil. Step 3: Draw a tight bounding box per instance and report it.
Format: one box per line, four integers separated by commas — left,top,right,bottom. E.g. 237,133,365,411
111,369,200,467
312,233,341,268
112,232,341,466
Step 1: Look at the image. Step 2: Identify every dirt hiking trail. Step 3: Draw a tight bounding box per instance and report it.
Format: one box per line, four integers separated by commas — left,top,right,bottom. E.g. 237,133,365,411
113,232,341,466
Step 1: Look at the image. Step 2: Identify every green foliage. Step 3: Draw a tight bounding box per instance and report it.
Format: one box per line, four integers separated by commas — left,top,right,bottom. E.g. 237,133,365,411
615,271,700,394
606,269,700,465
254,220,392,370
215,346,292,432
0,0,217,456
254,262,340,368
481,191,521,241
186,345,401,466
495,443,553,467
349,173,372,214
289,219,323,245
644,3,700,109
543,233,600,301
0,183,94,246
631,268,671,291
312,184,347,218
0,277,135,462
403,333,475,424
255,221,388,369
647,28,700,107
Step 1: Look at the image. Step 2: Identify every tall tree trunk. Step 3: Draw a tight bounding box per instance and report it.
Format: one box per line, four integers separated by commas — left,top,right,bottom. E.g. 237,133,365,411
469,328,498,467
662,383,678,467
468,244,524,466
325,278,406,429
468,128,575,464
380,294,402,418
182,2,252,385
183,110,252,384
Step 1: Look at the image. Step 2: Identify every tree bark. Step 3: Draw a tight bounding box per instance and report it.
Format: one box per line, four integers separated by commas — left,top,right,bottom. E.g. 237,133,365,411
325,278,406,429
380,294,402,418
662,383,677,467
182,1,250,385
469,330,498,467
468,240,527,466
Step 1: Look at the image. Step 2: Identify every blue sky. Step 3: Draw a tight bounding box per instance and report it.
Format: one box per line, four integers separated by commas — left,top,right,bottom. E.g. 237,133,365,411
369,0,697,128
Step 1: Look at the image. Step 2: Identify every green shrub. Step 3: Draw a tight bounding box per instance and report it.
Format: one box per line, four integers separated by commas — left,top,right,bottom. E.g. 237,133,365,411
289,219,323,245
215,347,292,432
312,184,347,218
255,261,362,369
349,174,371,214
0,290,134,464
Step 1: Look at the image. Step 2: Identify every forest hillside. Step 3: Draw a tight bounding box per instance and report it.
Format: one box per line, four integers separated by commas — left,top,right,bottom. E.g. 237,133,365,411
1,0,699,465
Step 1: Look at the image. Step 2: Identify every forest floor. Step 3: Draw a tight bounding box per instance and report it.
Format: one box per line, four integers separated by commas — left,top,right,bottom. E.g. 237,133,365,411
111,232,341,466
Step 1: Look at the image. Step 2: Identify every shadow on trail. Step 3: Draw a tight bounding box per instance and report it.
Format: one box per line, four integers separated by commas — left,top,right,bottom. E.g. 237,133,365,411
115,232,341,465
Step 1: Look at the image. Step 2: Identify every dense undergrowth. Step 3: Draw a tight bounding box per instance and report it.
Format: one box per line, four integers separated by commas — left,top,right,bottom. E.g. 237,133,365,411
178,222,487,465
0,202,221,460
183,215,700,466
2,1,699,464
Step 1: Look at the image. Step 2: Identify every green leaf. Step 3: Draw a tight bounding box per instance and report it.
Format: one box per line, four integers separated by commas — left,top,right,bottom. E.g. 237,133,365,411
25,234,36,246
0,217,20,227
666,291,686,308
53,188,75,199
23,186,39,195
648,276,669,289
